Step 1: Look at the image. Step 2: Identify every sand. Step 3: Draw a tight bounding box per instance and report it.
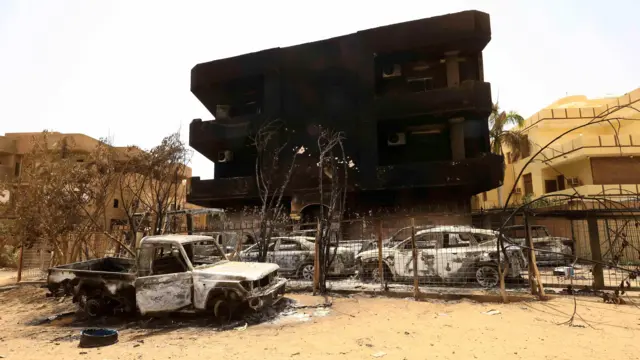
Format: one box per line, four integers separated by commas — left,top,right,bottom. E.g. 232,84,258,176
0,285,638,360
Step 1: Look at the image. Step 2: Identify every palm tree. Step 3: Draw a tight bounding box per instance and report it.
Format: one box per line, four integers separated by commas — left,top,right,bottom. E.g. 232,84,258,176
488,103,529,207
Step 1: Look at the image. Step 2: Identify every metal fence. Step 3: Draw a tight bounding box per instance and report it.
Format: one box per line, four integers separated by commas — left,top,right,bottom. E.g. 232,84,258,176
9,208,640,295
217,210,640,293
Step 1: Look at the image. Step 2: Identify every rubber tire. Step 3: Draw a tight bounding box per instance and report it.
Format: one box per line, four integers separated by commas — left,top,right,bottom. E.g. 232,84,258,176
298,263,315,281
79,328,119,348
475,266,500,288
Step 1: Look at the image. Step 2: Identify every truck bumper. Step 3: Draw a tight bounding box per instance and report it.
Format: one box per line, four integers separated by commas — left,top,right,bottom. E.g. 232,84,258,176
246,278,287,310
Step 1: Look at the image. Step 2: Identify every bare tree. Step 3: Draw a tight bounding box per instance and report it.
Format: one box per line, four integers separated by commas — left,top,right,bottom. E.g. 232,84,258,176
0,132,131,264
251,119,302,262
136,133,192,236
316,128,348,293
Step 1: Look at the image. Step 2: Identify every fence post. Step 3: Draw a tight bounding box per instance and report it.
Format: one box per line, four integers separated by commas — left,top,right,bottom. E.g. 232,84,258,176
411,218,419,300
524,211,546,298
186,213,193,235
376,220,384,291
587,216,605,289
313,220,321,295
16,244,24,283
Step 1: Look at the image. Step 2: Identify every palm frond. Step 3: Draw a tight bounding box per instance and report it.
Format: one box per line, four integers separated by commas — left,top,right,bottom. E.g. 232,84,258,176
500,130,530,157
505,111,525,128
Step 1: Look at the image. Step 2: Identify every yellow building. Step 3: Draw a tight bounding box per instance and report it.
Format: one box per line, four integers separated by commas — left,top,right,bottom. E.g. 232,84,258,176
473,88,640,210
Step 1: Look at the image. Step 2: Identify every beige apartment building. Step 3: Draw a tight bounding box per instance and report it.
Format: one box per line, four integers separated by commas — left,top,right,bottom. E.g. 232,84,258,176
0,131,194,230
473,88,640,211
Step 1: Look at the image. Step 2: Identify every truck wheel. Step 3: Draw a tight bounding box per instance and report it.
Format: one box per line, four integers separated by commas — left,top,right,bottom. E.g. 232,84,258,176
475,266,499,288
214,300,231,320
85,298,103,317
299,264,315,281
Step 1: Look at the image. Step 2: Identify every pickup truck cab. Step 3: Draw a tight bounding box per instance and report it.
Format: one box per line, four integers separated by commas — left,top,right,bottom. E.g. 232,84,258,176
46,235,286,318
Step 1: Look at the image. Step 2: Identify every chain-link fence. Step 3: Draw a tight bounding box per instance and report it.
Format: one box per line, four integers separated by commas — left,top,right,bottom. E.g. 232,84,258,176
10,208,640,296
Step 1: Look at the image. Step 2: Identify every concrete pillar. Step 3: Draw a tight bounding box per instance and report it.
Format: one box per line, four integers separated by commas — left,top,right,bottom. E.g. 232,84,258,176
445,51,461,88
449,117,465,161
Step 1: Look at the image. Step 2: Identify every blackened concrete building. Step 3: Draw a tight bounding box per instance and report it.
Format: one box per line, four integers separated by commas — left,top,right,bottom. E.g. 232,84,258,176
188,10,503,221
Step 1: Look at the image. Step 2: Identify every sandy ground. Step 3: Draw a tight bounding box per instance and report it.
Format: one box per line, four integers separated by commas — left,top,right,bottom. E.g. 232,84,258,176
0,269,16,286
0,286,639,360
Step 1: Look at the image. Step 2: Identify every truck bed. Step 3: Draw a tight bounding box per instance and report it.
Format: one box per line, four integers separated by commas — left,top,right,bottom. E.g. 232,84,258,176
47,257,137,294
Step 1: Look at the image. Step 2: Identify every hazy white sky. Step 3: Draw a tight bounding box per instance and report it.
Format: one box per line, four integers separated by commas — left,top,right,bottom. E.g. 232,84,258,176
1,0,638,179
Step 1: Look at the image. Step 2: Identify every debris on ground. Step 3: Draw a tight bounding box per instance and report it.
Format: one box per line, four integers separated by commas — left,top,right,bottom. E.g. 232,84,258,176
482,309,501,315
234,323,248,331
372,351,387,358
312,308,330,317
27,312,75,326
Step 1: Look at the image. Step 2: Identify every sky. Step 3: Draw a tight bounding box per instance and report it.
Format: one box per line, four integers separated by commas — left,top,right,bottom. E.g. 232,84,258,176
1,0,638,179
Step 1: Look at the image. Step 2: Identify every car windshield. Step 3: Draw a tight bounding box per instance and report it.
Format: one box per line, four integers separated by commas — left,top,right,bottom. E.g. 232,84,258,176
182,240,227,267
503,226,550,238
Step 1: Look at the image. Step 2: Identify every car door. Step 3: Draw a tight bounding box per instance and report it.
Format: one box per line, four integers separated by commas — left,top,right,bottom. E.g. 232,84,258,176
391,233,439,278
135,243,193,315
437,232,476,278
274,238,309,273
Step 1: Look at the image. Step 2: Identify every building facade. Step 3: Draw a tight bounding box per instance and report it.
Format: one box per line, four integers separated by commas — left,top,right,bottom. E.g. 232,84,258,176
473,88,640,211
0,132,194,230
188,10,503,220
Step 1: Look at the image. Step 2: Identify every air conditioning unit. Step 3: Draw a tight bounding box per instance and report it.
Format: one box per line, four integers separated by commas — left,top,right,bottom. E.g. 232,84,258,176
382,64,402,78
217,150,233,163
514,188,522,194
387,133,407,146
567,177,580,186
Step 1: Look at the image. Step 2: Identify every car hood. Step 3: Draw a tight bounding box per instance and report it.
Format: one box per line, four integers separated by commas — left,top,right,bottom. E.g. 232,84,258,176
194,261,279,281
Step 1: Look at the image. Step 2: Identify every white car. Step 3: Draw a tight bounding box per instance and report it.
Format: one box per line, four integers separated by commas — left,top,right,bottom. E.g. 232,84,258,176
355,226,526,288
238,236,357,280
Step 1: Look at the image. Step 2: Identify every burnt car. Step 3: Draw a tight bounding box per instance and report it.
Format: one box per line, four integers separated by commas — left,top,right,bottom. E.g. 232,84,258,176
502,225,573,266
237,236,357,280
355,226,526,288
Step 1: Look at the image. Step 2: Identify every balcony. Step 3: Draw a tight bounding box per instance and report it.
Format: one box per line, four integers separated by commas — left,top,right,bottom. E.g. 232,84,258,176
189,118,253,163
0,138,16,154
373,81,492,119
188,153,504,207
188,176,256,206
540,134,640,163
544,184,640,198
373,153,503,193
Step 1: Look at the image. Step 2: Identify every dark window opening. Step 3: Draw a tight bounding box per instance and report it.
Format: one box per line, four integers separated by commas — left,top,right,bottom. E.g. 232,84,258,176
374,50,448,96
520,135,531,158
523,173,533,195
113,199,119,208
557,175,566,191
216,75,264,119
544,179,558,193
482,192,487,201
377,115,451,166
14,162,20,177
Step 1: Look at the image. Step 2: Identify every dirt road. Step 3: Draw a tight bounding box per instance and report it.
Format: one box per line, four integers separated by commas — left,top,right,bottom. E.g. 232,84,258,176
0,286,638,360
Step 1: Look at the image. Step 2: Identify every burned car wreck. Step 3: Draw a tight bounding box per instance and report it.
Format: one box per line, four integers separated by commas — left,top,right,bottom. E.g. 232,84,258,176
236,236,357,281
46,235,286,318
355,226,526,287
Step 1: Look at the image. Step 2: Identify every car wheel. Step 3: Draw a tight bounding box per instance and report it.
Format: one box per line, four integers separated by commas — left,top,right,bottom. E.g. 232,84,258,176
300,264,315,281
476,266,499,288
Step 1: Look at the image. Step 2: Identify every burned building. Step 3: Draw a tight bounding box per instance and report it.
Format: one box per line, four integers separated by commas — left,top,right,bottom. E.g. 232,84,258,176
188,10,503,221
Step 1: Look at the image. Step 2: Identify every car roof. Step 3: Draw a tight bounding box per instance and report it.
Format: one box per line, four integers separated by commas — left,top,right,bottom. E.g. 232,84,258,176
415,226,497,236
140,234,215,245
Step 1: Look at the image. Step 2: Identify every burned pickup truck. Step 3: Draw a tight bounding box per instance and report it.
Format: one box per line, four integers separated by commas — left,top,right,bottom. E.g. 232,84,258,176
46,235,286,318
356,226,526,287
